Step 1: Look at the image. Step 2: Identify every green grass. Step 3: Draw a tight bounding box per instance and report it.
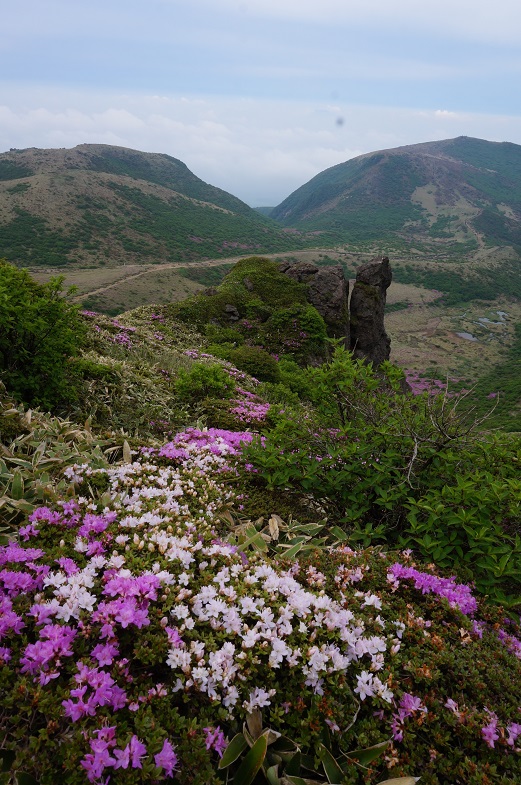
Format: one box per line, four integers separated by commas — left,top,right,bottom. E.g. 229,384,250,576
178,264,233,287
392,260,521,305
462,323,521,431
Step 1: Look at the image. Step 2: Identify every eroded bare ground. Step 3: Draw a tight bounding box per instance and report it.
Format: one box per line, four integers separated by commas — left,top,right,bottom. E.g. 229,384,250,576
388,298,521,382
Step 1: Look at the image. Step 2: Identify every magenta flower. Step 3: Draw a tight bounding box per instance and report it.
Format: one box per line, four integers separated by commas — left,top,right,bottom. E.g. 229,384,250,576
113,745,130,769
204,726,227,757
154,738,178,776
388,563,477,615
129,735,147,768
481,713,499,748
507,722,521,747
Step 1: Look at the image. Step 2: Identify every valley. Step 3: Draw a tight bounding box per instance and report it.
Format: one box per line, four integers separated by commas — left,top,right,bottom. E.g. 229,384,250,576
1,137,521,429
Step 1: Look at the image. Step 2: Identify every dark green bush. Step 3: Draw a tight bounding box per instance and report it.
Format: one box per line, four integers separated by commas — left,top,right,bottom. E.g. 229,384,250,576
278,357,315,399
227,346,281,383
204,324,244,347
70,357,118,382
0,260,86,411
0,383,30,444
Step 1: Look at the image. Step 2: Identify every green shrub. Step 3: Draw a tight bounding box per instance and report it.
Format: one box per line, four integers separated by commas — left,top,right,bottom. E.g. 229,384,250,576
70,357,119,383
0,260,86,411
174,362,236,402
243,346,521,606
0,383,30,444
227,346,281,383
256,381,301,408
278,358,315,399
265,304,328,359
204,324,244,347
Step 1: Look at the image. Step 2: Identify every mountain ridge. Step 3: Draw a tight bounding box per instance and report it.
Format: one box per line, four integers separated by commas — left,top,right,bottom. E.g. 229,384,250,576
0,143,312,267
271,136,521,254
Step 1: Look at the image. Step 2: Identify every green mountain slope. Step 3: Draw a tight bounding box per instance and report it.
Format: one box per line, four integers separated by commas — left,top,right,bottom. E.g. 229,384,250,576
271,136,521,254
0,144,310,267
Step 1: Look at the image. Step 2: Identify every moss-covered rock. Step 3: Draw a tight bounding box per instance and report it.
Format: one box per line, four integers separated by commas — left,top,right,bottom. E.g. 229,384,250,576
170,257,330,366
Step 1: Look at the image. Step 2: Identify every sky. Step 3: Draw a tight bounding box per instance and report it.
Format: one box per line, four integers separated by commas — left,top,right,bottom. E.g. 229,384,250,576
2,0,521,206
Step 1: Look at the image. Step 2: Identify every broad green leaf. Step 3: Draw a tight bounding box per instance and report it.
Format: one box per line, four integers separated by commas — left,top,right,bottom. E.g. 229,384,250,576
320,723,332,751
240,531,268,552
265,764,280,785
344,740,390,767
8,499,35,512
10,470,24,500
376,778,420,785
285,751,301,776
283,777,324,785
246,708,263,740
271,737,298,753
282,778,308,785
218,734,248,769
234,735,268,785
5,459,32,469
292,523,325,535
261,728,281,746
299,754,317,772
330,525,349,541
122,440,132,463
16,774,40,785
279,542,304,560
319,744,343,784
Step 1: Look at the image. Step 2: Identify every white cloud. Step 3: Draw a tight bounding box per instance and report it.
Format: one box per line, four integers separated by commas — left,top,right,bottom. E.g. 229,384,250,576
434,109,460,119
196,0,521,44
1,88,521,205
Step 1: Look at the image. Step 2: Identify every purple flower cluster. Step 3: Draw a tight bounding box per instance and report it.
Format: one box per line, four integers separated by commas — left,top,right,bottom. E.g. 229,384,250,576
159,427,258,461
20,623,77,685
481,710,500,748
405,372,452,397
203,726,227,757
112,332,133,349
497,627,521,659
81,727,177,782
229,396,270,424
111,320,136,334
388,563,478,615
62,661,127,720
391,692,426,742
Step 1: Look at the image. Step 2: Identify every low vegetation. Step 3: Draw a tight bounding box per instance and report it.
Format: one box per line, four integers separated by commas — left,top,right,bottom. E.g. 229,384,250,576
1,258,521,785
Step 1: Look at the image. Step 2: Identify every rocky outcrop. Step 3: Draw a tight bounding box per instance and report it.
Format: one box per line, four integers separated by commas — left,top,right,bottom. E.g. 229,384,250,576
349,256,392,366
278,261,350,345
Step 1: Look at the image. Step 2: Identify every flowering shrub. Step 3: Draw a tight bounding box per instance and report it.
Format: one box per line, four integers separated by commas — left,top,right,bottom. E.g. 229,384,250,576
229,389,270,424
1,427,521,785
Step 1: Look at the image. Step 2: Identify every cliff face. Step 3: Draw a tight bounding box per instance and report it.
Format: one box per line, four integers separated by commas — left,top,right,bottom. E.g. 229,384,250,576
279,256,392,365
278,261,350,345
349,256,392,366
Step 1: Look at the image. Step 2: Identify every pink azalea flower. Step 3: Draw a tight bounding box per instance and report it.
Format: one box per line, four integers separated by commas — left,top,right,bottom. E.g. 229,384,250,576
154,739,178,776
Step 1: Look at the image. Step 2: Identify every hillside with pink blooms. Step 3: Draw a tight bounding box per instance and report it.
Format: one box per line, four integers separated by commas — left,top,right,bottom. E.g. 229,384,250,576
0,255,521,785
